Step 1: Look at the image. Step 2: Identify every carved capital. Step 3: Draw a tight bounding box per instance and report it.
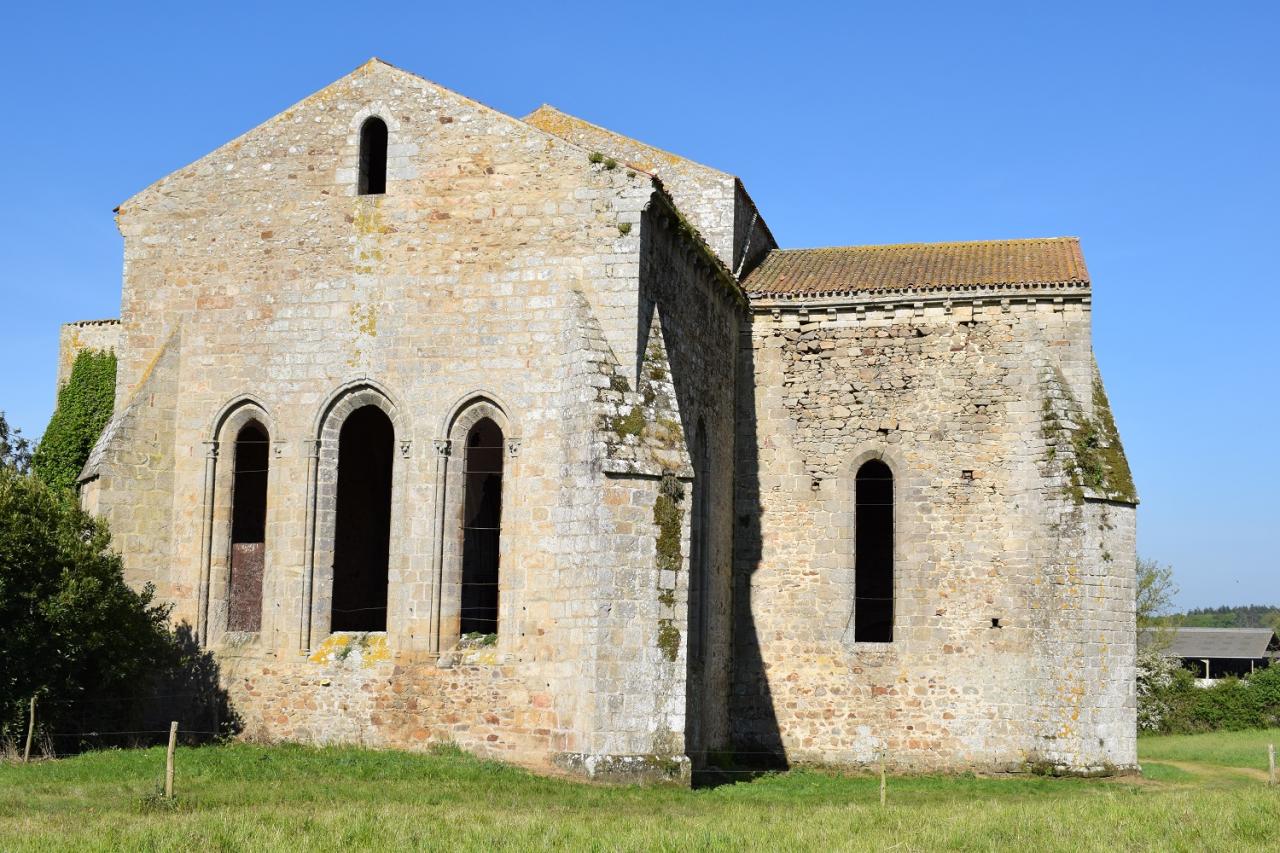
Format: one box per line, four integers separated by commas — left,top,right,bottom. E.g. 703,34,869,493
506,437,522,458
203,440,219,460
399,440,412,459
433,438,452,457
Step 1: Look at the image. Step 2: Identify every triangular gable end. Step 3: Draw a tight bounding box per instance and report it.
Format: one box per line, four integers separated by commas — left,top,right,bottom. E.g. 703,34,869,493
116,58,612,214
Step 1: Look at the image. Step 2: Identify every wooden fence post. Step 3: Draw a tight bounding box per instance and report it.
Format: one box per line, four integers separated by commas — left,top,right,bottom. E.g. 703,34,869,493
22,696,36,763
1269,743,1276,787
880,756,887,807
164,722,178,798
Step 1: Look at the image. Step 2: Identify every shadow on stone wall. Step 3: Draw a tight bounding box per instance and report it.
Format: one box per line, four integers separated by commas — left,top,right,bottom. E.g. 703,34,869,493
142,622,242,743
728,333,787,774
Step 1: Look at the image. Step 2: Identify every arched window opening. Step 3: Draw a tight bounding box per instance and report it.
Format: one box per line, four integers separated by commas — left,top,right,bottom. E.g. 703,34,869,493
332,405,394,631
689,421,710,664
855,460,894,642
228,421,268,632
460,417,503,636
358,117,388,195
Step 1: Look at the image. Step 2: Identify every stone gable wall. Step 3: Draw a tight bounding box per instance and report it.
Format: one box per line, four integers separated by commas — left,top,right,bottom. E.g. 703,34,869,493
90,62,722,779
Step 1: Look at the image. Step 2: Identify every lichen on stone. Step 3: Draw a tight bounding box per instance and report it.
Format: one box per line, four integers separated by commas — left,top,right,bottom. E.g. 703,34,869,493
657,618,680,662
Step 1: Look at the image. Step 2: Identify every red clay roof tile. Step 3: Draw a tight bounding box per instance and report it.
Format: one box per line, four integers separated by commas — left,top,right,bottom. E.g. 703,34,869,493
742,237,1088,297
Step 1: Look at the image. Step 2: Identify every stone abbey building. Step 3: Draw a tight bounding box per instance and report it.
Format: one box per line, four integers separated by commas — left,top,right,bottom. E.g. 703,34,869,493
61,60,1138,781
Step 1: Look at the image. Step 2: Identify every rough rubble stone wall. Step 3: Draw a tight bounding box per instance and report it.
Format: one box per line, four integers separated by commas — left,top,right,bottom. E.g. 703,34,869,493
90,61,698,778
57,319,120,387
732,294,1137,772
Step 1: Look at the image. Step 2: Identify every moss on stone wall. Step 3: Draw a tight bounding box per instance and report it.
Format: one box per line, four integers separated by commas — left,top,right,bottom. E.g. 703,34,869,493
654,473,684,573
611,405,645,438
1041,372,1137,505
657,618,680,662
1081,377,1137,503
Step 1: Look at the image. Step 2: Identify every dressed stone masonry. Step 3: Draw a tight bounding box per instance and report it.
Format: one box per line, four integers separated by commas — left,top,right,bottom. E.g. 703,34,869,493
64,59,1137,781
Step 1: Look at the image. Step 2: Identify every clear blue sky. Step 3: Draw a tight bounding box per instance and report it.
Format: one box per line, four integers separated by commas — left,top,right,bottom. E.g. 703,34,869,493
1,2,1275,609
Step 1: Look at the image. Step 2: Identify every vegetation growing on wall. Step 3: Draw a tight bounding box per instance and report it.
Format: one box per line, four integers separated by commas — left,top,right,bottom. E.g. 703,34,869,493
654,473,684,574
32,349,116,492
654,473,684,661
1069,378,1137,503
1040,371,1137,504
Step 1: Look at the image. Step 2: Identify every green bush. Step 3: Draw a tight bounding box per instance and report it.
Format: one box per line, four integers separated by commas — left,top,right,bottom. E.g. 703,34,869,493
0,464,236,750
1149,664,1280,734
32,349,116,492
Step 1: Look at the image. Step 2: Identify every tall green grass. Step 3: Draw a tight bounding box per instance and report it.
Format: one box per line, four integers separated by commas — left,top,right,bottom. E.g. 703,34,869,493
0,736,1276,851
1139,727,1280,771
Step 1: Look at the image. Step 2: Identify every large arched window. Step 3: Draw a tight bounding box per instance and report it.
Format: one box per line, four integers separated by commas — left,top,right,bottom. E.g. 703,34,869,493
460,417,503,635
227,421,268,632
331,405,394,631
358,116,388,196
855,460,894,642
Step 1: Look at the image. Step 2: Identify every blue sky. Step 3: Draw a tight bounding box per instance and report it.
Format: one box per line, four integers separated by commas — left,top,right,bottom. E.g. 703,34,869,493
0,2,1275,609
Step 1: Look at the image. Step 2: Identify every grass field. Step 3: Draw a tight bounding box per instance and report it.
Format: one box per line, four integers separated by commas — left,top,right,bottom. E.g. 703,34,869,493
1,731,1277,851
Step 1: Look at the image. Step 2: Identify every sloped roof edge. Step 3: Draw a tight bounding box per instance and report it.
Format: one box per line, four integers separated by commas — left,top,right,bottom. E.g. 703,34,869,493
743,237,1089,298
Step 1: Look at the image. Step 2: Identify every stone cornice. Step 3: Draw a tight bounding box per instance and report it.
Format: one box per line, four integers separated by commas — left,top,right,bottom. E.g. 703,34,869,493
746,281,1091,315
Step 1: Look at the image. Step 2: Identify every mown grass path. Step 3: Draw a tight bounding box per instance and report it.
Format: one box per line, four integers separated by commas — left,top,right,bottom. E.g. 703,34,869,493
0,731,1277,851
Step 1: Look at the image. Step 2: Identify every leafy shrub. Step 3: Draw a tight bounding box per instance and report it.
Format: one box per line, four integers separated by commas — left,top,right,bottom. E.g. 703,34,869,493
0,413,31,473
1136,649,1179,731
1146,663,1280,734
32,349,116,492
0,465,237,750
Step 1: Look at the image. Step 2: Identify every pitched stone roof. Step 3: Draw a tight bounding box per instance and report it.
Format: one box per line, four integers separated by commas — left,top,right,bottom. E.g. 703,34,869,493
741,237,1088,298
1141,627,1280,660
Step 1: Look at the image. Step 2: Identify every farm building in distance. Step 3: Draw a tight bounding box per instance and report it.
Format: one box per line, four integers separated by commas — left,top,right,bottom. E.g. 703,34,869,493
1144,627,1280,680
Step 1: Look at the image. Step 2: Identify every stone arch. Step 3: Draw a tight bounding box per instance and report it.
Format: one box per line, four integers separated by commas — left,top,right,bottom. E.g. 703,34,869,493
441,390,519,442
831,446,912,647
199,396,277,643
304,380,412,643
338,106,414,194
358,116,388,195
433,393,519,651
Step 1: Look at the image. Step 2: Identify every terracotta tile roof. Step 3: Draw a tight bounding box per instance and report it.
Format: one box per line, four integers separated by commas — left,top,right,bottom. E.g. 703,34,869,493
741,237,1089,298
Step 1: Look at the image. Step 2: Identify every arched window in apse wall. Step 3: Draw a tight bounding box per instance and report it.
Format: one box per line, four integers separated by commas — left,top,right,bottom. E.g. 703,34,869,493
854,460,894,642
460,418,503,636
228,421,268,632
331,405,394,631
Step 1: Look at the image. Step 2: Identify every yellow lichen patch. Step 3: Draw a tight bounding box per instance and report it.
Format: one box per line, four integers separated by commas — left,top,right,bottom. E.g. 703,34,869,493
308,632,390,668
353,199,390,237
350,303,378,337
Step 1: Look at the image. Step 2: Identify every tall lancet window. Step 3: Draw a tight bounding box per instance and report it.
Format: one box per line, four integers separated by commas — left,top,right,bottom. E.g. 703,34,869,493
228,422,268,632
460,418,503,636
854,460,894,642
358,117,388,195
